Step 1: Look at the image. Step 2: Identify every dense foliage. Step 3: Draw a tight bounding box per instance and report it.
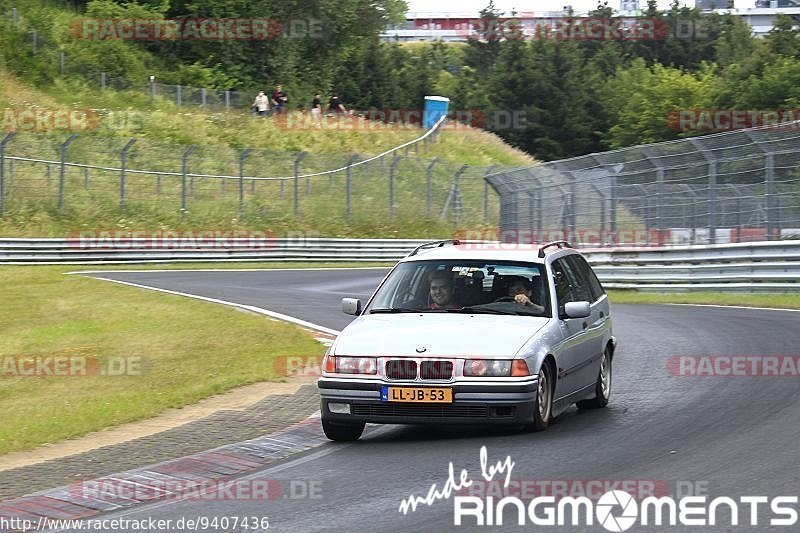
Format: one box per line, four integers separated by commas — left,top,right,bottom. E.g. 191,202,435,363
3,0,800,160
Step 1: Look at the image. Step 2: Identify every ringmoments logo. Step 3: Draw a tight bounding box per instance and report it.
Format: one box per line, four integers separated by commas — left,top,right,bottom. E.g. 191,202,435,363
396,446,800,529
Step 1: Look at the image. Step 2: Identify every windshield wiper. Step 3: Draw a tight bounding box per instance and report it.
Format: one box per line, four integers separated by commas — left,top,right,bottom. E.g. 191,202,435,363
369,307,422,313
447,306,516,315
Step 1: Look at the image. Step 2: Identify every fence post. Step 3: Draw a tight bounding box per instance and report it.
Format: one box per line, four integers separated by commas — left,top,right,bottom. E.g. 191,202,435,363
225,91,231,110
529,175,544,233
609,174,617,245
440,165,468,223
589,184,607,244
294,152,307,216
31,30,37,53
200,88,207,108
119,139,136,212
726,184,743,242
239,148,253,220
640,148,664,245
12,7,18,24
60,51,65,75
389,155,401,220
58,134,78,212
181,145,197,214
765,153,776,239
744,131,778,240
149,77,156,102
345,155,358,222
176,85,182,106
426,158,438,218
690,138,717,244
100,72,107,91
0,133,16,217
483,165,498,223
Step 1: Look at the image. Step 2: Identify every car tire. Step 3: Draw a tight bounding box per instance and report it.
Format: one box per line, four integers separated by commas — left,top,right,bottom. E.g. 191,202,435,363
322,418,365,441
576,346,612,409
529,362,554,431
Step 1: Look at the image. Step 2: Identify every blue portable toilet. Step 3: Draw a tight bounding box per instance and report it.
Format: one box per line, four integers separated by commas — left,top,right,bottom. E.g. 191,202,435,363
423,96,450,129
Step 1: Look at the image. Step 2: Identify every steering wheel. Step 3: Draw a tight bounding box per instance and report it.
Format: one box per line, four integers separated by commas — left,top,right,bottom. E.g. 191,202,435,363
494,296,516,303
399,292,426,309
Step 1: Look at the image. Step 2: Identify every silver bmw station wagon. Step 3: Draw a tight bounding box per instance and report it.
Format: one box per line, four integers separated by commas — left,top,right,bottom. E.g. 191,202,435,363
318,240,617,441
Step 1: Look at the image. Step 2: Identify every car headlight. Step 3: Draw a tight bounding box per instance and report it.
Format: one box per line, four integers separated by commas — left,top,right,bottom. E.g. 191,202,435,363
323,356,377,375
464,359,530,377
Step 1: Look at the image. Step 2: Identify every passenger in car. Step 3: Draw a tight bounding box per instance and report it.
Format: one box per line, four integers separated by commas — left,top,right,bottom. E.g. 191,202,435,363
428,271,459,309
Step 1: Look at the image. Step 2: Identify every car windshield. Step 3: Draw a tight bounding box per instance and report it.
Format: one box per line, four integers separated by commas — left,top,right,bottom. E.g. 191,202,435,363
365,260,551,317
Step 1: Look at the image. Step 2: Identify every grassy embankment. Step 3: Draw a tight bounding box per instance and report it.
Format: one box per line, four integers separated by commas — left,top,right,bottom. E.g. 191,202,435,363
0,69,535,238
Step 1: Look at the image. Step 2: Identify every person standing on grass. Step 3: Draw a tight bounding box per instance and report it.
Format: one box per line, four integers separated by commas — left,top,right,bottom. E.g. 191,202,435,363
311,93,322,127
253,90,269,116
272,84,288,114
327,94,346,115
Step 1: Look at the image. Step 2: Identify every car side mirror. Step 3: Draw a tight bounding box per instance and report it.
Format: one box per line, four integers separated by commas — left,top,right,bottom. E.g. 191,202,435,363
563,301,591,319
342,298,362,316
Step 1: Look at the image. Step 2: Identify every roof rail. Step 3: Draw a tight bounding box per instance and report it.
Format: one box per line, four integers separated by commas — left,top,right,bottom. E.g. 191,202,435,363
538,240,572,258
408,239,462,256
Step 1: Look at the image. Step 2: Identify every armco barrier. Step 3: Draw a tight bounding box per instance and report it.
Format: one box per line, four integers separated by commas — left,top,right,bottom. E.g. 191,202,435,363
0,238,798,292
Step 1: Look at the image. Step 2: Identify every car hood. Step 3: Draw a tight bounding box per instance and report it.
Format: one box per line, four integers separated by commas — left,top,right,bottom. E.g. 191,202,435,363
332,313,549,358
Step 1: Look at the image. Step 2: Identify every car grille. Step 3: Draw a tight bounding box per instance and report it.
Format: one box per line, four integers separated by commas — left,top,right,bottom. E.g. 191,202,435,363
351,404,489,418
386,360,417,379
420,361,453,380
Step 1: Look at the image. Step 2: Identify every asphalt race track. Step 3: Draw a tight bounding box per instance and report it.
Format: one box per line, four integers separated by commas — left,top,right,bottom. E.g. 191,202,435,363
71,268,800,532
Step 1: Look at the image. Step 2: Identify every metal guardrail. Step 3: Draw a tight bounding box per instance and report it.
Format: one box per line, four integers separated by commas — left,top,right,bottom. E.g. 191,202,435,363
1,238,798,292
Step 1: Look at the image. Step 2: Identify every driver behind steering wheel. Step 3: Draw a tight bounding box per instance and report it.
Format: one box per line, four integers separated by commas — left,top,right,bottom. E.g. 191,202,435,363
500,275,545,313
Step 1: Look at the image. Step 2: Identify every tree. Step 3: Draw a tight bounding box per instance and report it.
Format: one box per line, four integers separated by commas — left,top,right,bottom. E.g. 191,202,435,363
765,13,800,57
601,59,717,148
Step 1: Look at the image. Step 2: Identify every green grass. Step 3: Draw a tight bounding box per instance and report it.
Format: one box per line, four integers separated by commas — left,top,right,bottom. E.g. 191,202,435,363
0,264,329,454
607,290,800,309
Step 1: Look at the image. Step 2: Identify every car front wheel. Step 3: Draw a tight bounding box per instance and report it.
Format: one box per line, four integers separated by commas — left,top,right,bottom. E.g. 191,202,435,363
529,363,553,431
322,418,366,441
577,346,612,409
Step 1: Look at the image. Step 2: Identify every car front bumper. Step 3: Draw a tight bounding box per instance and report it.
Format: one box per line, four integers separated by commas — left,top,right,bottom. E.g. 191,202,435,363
318,377,538,425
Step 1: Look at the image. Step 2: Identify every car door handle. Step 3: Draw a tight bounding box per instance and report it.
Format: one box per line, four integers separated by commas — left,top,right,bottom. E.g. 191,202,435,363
582,321,588,330
599,311,604,318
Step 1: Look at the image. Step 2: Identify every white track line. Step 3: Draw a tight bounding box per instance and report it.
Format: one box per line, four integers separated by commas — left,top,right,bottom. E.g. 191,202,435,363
664,303,800,313
66,266,390,274
84,275,341,336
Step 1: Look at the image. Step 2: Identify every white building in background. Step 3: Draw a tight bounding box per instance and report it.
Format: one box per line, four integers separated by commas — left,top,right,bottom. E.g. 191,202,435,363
381,6,800,41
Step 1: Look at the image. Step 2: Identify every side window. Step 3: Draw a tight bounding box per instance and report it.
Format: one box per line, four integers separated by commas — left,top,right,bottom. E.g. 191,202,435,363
551,259,576,305
566,255,602,302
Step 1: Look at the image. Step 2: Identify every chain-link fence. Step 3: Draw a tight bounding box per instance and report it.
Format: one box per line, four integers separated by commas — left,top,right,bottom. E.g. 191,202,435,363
0,123,502,233
486,123,800,246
